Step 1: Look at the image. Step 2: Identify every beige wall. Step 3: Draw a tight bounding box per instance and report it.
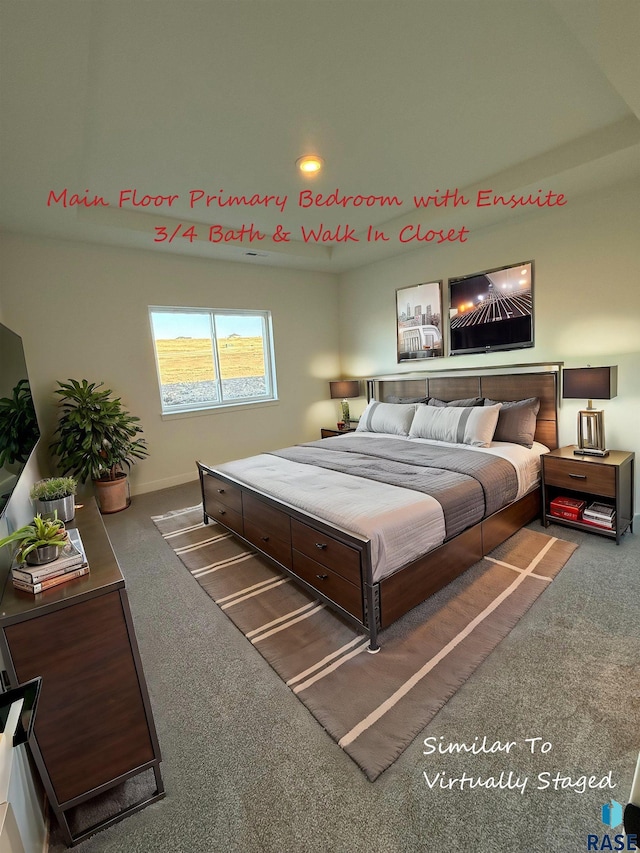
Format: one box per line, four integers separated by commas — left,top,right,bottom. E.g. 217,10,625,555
2,178,639,501
338,179,640,502
0,235,340,494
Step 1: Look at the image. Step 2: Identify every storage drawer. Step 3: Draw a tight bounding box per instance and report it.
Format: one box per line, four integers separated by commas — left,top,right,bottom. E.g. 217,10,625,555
243,494,291,545
244,519,292,569
206,498,244,535
292,550,362,619
543,457,616,498
291,520,361,584
202,473,243,514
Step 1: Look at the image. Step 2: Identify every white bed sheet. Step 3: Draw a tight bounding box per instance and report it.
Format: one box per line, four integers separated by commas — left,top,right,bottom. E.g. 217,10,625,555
214,436,548,583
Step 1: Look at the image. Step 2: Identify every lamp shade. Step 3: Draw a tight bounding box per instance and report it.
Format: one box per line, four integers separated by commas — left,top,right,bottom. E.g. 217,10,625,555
329,380,360,400
562,366,617,400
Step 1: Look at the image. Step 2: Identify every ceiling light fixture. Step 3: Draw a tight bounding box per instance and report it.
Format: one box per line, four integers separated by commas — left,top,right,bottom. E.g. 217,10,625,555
296,155,323,175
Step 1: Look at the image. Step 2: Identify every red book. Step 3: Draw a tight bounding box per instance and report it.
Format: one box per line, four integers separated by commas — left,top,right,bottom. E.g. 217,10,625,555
550,508,582,521
581,516,615,530
550,496,586,520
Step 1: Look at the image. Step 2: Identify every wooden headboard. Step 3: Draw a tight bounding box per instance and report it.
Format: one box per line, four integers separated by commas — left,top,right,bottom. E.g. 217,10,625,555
367,368,559,450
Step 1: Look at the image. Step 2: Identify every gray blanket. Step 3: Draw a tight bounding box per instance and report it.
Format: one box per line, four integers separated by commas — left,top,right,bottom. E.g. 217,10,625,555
270,435,518,539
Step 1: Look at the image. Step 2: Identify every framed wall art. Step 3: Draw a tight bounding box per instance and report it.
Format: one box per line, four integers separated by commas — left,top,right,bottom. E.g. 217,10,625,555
396,281,444,362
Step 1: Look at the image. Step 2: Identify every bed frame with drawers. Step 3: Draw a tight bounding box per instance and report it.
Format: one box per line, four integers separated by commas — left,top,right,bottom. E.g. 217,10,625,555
197,368,559,651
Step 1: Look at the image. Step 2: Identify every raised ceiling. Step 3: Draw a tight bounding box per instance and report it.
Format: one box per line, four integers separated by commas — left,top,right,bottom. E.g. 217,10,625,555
1,0,638,272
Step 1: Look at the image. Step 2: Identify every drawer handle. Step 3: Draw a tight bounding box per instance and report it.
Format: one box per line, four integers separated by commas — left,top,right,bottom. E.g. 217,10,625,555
568,473,587,480
316,573,329,580
315,542,327,550
261,536,270,542
219,509,226,515
217,488,226,494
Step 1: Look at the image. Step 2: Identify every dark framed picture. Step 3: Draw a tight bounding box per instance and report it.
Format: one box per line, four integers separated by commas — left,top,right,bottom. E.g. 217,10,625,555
396,281,444,362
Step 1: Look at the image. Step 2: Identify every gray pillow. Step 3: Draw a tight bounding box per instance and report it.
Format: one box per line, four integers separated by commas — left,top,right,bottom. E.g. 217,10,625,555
428,397,483,407
387,395,429,404
484,397,540,448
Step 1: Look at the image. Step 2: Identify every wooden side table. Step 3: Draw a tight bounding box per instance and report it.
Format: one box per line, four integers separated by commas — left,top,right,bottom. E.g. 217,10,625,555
541,445,635,544
320,427,358,438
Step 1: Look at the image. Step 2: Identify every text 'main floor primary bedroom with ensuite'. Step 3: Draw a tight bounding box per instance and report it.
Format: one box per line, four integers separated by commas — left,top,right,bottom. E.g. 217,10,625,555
0,2,639,852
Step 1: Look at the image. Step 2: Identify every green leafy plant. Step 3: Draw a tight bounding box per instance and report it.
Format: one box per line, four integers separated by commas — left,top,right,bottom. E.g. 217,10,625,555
0,379,40,467
30,476,77,502
50,379,149,483
0,513,67,564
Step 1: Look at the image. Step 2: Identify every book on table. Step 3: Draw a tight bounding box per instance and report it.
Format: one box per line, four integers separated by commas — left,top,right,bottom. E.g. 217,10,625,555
11,527,90,590
581,516,615,530
12,565,91,594
582,502,616,527
583,501,616,520
582,502,616,529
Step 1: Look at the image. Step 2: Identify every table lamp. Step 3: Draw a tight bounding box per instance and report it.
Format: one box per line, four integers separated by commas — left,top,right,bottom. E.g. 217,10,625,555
329,380,360,426
562,366,617,457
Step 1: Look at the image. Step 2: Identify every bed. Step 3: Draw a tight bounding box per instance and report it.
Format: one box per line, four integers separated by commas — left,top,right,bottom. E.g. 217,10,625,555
197,368,559,651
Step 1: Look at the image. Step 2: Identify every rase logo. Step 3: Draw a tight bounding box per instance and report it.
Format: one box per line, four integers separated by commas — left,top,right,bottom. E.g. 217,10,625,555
602,801,624,829
586,801,637,851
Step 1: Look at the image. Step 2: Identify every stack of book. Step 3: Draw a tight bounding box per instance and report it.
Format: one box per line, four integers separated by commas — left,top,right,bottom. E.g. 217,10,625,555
549,496,586,521
12,528,90,594
582,501,616,530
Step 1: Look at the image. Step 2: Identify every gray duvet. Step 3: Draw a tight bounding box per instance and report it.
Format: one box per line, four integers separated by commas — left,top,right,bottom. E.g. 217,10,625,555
270,435,518,539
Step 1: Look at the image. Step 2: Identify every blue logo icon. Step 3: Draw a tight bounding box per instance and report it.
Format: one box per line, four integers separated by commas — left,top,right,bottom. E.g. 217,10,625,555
601,800,624,829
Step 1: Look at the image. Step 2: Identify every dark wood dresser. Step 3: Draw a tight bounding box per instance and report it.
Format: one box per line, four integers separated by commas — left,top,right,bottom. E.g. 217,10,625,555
0,500,164,846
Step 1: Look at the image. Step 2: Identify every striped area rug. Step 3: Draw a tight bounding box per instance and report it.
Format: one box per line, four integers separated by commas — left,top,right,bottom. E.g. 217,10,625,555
152,505,577,781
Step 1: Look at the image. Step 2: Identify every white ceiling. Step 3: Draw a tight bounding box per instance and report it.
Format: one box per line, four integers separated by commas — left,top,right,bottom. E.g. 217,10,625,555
1,0,638,273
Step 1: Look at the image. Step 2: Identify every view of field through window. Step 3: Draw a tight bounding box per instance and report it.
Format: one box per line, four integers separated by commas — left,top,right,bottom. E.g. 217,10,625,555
155,336,266,383
150,310,271,410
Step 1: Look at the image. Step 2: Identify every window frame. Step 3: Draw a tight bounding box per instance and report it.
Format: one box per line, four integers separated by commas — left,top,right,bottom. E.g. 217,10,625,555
149,306,278,415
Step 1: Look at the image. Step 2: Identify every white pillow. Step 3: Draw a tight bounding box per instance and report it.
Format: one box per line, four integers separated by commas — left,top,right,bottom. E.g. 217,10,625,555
356,401,416,436
409,403,502,447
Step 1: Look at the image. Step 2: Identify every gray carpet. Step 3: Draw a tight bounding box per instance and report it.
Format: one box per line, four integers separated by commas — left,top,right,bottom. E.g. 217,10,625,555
47,481,640,852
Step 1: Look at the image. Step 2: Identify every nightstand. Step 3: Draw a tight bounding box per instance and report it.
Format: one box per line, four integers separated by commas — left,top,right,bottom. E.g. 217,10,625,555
541,446,635,544
320,427,358,438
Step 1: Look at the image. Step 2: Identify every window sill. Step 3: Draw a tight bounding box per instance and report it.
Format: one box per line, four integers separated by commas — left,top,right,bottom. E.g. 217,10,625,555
160,398,280,421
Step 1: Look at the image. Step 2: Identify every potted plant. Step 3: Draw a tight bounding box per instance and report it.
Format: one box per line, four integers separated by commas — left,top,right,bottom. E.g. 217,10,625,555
30,476,77,522
49,379,149,514
0,513,67,565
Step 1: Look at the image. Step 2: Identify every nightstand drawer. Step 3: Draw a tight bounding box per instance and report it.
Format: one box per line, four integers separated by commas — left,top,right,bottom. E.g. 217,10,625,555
544,456,616,497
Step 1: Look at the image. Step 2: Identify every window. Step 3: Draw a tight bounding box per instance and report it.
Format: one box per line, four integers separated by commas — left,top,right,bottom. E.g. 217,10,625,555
149,307,277,414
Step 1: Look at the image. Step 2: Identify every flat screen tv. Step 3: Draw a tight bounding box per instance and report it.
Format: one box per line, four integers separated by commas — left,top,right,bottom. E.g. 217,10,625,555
448,260,534,356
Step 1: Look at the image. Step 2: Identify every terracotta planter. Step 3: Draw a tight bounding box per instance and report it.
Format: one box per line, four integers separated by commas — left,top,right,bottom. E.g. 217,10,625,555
93,474,130,514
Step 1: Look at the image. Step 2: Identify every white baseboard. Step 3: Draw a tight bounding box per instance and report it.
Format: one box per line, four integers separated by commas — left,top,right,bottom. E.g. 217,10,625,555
130,471,200,496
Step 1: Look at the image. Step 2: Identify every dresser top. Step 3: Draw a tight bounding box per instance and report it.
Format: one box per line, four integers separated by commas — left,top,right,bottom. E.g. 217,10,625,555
0,500,125,626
